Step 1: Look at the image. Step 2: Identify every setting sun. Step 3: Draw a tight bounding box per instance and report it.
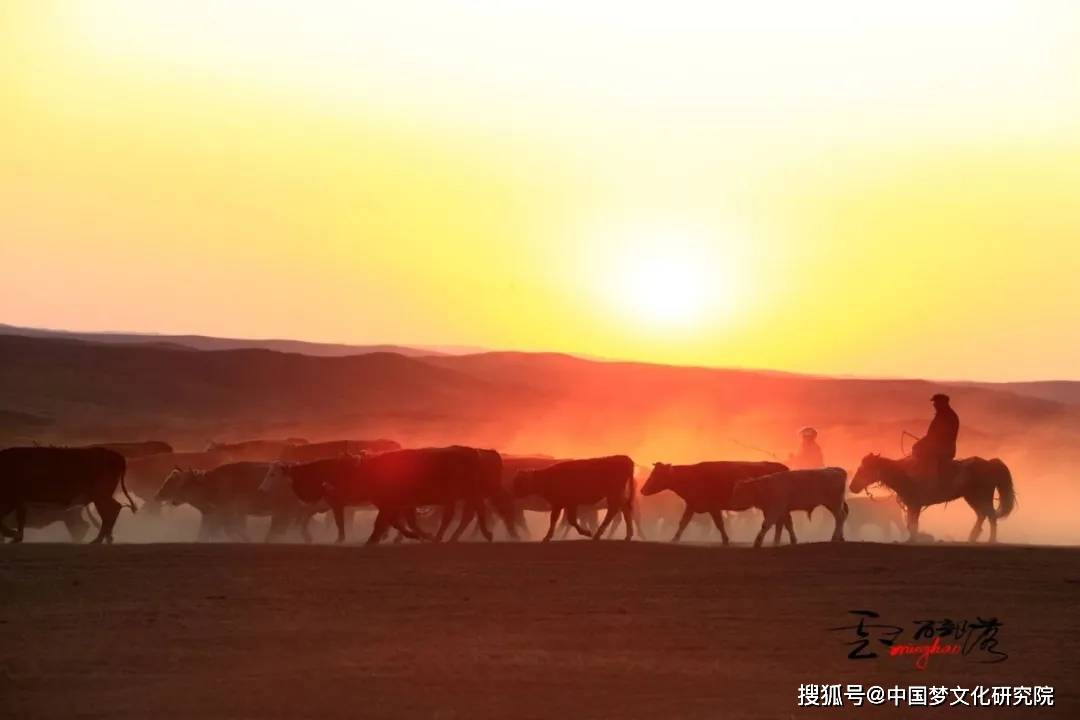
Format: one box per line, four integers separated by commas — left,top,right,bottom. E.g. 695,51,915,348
601,231,736,333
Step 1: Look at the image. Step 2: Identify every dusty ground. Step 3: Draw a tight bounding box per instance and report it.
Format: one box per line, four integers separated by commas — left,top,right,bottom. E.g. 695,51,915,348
2,541,1077,719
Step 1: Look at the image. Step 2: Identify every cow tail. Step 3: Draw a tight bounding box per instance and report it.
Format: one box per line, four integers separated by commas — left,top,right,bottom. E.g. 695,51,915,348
119,467,138,513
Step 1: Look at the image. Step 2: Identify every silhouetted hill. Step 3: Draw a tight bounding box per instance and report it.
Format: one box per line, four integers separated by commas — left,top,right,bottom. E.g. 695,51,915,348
0,334,520,447
3,334,1078,476
0,323,446,358
961,380,1080,406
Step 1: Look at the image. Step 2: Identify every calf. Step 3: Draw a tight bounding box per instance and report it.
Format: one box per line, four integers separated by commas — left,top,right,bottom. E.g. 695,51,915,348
156,461,304,542
730,467,848,548
513,455,635,542
641,461,788,543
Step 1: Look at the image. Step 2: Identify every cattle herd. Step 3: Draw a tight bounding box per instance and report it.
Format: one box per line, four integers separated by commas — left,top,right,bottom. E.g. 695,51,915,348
1,437,908,547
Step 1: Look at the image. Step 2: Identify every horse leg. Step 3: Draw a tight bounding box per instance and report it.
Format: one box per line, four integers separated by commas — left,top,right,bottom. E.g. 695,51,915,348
905,506,922,543
541,507,563,543
968,511,985,543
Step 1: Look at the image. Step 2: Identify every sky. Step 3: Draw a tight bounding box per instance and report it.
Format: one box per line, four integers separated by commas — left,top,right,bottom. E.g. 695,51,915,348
3,1,1080,380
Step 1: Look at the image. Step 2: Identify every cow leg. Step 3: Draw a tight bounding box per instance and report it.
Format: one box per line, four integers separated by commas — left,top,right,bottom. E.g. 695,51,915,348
609,511,626,539
708,511,730,545
564,506,593,538
621,501,634,541
556,513,574,539
264,512,289,543
829,505,845,542
542,507,563,543
407,509,436,541
195,513,208,542
783,514,797,545
449,503,478,542
365,509,394,545
229,514,251,542
474,503,494,542
299,509,317,544
390,511,425,541
0,506,16,540
592,501,620,541
752,521,770,549
11,504,27,544
92,497,122,544
987,510,999,543
64,512,91,543
331,503,347,543
433,503,458,542
511,508,530,540
672,507,694,542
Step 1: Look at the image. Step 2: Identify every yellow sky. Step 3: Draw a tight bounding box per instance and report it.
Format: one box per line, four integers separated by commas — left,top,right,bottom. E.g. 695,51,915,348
3,1,1080,380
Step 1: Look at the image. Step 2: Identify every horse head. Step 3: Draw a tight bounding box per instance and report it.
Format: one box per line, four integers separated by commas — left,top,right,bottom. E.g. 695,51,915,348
849,453,884,494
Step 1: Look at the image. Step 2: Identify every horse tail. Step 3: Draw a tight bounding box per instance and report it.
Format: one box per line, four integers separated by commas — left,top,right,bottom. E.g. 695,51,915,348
991,459,1016,519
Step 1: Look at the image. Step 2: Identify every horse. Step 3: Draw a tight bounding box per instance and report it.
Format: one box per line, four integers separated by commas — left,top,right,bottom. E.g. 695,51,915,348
850,454,1016,543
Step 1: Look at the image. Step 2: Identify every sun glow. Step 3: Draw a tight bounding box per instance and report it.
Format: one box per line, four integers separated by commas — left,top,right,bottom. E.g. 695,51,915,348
602,230,738,333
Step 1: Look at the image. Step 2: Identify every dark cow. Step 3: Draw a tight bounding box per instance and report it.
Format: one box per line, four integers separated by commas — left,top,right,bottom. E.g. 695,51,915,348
499,455,568,537
260,456,369,543
1,506,97,542
0,447,135,543
84,441,173,458
641,461,788,544
512,455,635,542
281,439,401,463
267,447,507,545
730,467,848,548
259,457,361,542
357,446,509,545
155,462,307,542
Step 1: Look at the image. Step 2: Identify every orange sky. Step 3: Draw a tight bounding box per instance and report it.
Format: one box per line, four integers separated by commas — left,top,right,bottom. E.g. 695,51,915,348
3,1,1079,380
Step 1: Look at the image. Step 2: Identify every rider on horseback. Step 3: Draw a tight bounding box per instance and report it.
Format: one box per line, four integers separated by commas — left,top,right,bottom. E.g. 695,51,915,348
788,427,825,469
911,394,959,482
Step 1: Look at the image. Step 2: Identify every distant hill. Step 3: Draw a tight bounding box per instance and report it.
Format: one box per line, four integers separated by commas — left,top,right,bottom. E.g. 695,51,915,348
0,323,447,358
960,380,1080,406
3,334,1078,478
